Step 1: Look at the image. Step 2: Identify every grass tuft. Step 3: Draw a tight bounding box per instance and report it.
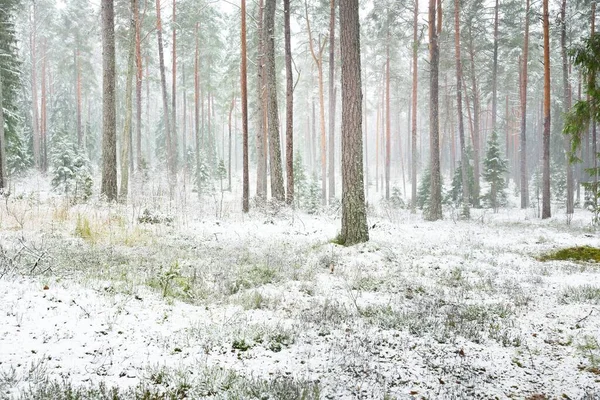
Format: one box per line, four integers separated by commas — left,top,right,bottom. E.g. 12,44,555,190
539,246,600,263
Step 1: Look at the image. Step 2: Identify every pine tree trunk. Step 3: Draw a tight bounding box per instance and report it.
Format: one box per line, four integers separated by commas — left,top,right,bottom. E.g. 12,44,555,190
520,0,530,208
454,0,469,218
156,0,173,187
101,0,118,201
228,96,234,191
135,0,142,171
339,0,368,245
411,0,418,211
40,39,47,173
385,31,391,200
561,0,573,215
542,0,551,219
30,5,40,169
468,30,481,207
591,3,597,208
491,0,499,133
284,0,294,205
264,0,285,201
305,0,327,205
256,0,267,199
171,0,178,172
241,0,249,212
194,22,201,194
427,0,442,220
328,0,336,202
119,1,135,201
75,49,82,149
0,75,6,189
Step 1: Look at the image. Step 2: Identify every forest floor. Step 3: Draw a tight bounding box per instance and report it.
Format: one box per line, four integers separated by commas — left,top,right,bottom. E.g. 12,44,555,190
1,174,600,399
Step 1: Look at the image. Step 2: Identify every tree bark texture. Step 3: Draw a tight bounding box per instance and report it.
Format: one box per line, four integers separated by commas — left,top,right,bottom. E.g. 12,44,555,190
328,0,336,201
454,0,469,218
542,0,551,219
263,0,285,201
101,0,118,201
520,0,530,208
285,0,294,205
427,0,442,220
339,0,368,245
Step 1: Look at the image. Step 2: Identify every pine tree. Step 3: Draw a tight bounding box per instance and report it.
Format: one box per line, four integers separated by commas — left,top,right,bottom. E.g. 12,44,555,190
483,130,508,211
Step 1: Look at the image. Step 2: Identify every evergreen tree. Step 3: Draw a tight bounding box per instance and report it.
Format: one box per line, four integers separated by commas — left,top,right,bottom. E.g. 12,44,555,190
448,149,476,207
483,130,508,211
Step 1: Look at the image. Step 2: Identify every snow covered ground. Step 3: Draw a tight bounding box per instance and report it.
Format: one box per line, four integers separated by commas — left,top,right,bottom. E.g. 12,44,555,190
1,174,600,399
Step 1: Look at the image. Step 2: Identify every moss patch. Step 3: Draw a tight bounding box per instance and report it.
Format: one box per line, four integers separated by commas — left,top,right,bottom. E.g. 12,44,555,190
539,246,600,263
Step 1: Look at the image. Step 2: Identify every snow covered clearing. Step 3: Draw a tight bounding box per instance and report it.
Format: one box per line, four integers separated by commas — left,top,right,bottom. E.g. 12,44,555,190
0,177,599,399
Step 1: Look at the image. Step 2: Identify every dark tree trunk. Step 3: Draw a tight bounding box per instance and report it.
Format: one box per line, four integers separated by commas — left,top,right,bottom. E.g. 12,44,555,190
256,0,267,199
385,29,391,200
76,49,82,149
135,0,142,171
284,0,294,205
561,0,573,215
427,0,442,220
339,0,368,245
156,0,173,185
119,0,135,201
491,0,499,133
328,0,336,201
542,0,551,219
30,5,40,169
171,0,178,172
101,0,117,201
264,0,285,201
468,30,481,207
454,0,469,218
241,0,249,212
520,0,530,208
411,0,418,211
0,75,6,189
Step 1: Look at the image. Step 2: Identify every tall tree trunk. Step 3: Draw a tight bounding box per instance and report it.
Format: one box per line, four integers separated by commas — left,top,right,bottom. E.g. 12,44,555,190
520,0,530,208
364,81,369,196
120,1,136,201
40,39,47,173
228,96,234,191
171,0,178,172
101,0,117,201
427,0,442,220
75,49,82,149
241,0,249,212
491,0,499,133
305,0,328,205
328,0,336,201
561,0,573,215
135,0,143,171
194,22,202,194
385,29,391,200
256,0,267,198
468,29,481,207
264,0,285,201
156,0,173,186
591,3,597,208
284,0,294,205
30,5,40,169
411,0,418,211
376,102,380,192
542,0,551,219
339,0,368,245
455,0,469,218
0,75,6,189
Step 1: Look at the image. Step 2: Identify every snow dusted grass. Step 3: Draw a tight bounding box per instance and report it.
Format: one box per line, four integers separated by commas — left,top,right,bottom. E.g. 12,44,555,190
1,175,600,399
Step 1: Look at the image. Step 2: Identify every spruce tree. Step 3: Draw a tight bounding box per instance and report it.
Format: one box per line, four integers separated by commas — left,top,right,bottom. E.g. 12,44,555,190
483,130,508,211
